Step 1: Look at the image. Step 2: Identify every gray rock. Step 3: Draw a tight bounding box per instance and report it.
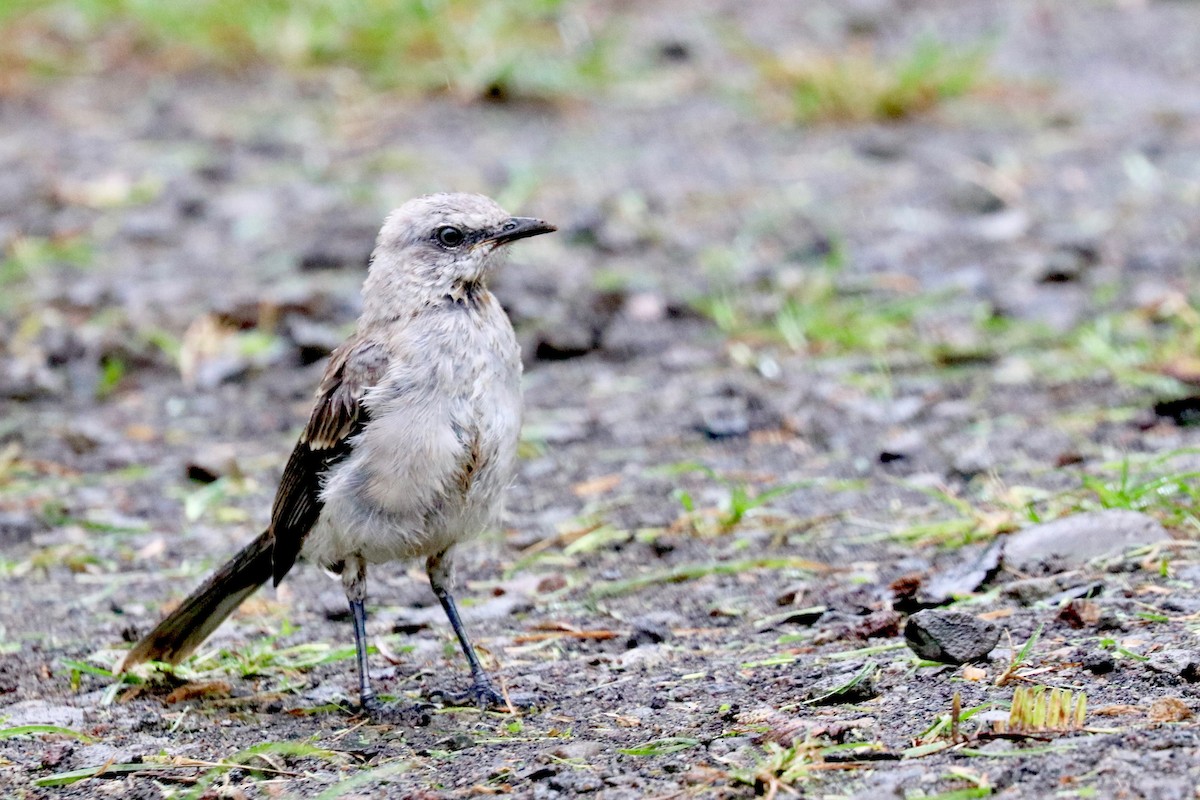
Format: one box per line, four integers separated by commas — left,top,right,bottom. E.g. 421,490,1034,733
627,612,681,648
285,317,344,363
549,740,606,760
1034,249,1089,284
1002,575,1076,605
1147,649,1200,682
1003,510,1172,573
297,218,376,271
805,664,879,705
531,311,598,361
2,700,86,728
854,128,907,161
1082,650,1116,675
697,395,750,439
0,357,63,400
879,429,924,463
918,540,1003,605
904,610,999,664
948,179,1005,215
185,444,241,483
0,510,38,545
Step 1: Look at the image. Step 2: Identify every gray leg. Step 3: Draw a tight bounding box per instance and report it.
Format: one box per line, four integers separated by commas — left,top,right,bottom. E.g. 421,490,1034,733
342,557,378,713
343,556,431,725
426,551,513,709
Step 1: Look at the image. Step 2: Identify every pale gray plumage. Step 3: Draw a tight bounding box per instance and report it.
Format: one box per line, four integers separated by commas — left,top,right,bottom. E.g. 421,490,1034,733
121,193,555,716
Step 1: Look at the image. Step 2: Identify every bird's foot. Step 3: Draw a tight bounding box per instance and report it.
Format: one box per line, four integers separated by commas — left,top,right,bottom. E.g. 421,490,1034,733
359,695,432,726
429,678,537,711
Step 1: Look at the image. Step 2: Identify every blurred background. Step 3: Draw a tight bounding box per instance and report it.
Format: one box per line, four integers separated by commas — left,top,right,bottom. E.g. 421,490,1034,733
4,1,1200,795
0,0,1198,404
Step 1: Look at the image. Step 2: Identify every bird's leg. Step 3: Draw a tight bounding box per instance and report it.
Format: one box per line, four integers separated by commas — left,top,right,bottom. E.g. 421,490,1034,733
343,556,381,714
426,550,526,710
342,557,431,726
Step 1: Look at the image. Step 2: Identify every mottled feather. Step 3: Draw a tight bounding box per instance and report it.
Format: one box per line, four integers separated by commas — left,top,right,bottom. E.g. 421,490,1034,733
268,338,388,585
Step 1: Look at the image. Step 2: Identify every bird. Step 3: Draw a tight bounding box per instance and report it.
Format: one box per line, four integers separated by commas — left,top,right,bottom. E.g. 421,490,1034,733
120,193,555,718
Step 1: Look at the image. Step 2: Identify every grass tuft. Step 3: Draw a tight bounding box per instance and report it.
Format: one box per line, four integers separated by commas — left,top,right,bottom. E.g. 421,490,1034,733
750,37,990,124
0,0,610,99
998,686,1087,734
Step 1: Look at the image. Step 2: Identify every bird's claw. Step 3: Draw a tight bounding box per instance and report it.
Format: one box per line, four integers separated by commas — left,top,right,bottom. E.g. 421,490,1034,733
359,695,432,726
429,679,537,711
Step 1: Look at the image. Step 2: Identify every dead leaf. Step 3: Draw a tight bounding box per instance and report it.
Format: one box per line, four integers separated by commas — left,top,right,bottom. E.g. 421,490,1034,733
164,681,232,704
536,575,567,593
512,629,620,644
962,666,987,682
135,537,166,560
1149,697,1192,723
1092,704,1140,717
571,474,622,497
977,608,1014,621
1158,357,1200,386
1057,599,1100,628
124,424,158,443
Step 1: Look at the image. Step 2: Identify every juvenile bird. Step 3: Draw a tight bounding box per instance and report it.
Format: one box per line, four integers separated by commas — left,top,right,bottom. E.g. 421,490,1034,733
121,193,555,717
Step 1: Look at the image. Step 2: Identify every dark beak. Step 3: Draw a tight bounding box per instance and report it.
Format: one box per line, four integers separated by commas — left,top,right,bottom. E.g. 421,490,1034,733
486,216,556,246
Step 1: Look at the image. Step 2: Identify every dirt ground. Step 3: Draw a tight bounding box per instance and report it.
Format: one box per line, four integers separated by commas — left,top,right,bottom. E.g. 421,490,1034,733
5,1,1200,797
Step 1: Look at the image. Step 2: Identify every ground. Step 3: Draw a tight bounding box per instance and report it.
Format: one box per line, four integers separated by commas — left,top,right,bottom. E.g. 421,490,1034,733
4,0,1200,797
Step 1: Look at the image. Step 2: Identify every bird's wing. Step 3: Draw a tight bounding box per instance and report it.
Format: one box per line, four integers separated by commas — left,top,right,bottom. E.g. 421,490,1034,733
267,337,389,585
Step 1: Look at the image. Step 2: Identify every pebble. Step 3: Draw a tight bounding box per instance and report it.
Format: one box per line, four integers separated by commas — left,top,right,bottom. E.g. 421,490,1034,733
1081,650,1116,675
904,610,1000,664
627,612,678,648
1147,650,1200,682
805,665,879,705
0,510,38,545
1003,510,1172,573
185,444,241,483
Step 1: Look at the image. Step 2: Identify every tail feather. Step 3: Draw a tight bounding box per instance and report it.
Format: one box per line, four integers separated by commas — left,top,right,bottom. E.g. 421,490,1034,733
120,531,274,672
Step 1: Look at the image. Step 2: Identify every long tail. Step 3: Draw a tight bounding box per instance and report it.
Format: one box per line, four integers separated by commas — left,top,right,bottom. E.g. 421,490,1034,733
119,531,274,672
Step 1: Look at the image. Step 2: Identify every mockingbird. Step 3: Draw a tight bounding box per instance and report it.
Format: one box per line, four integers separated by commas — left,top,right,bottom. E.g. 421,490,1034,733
120,193,555,717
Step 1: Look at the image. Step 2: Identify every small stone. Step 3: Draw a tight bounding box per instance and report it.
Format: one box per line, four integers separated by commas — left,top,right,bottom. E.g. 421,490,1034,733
536,574,567,593
854,609,902,639
1002,510,1172,573
1002,575,1072,605
0,511,38,546
533,315,597,361
40,742,73,769
917,540,1004,606
186,444,240,483
1035,249,1088,283
806,665,878,705
550,741,606,760
950,439,993,479
0,357,63,400
1147,650,1200,681
697,396,750,439
854,129,906,161
1057,599,1101,629
657,40,691,62
436,732,475,752
879,429,924,463
297,221,376,271
285,318,344,364
1082,651,1116,675
2,700,87,728
948,180,1005,215
904,610,1000,665
627,612,680,649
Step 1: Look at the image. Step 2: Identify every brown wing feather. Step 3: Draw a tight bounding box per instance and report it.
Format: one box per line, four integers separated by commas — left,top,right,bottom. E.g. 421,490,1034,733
268,338,387,585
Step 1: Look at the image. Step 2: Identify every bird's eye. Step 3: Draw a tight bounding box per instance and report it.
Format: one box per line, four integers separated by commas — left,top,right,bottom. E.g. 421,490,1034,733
435,226,465,248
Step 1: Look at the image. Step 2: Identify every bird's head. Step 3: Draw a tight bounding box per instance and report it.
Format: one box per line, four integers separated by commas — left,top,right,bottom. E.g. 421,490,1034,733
371,193,555,300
